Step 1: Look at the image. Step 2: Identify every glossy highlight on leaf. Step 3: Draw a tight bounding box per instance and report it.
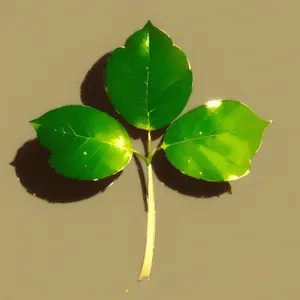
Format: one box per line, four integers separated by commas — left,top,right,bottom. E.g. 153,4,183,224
105,20,193,130
30,105,133,181
162,100,271,182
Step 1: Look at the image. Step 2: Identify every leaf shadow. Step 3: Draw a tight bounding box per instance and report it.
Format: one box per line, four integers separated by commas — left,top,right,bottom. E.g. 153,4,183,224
80,52,144,140
10,139,121,203
152,150,232,198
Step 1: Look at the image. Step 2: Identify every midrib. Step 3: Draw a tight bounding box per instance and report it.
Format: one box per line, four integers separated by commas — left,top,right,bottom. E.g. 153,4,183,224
53,128,131,152
165,133,223,148
145,32,151,128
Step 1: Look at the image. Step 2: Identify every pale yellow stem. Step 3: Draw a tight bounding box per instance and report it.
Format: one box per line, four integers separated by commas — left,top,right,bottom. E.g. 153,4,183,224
137,163,156,281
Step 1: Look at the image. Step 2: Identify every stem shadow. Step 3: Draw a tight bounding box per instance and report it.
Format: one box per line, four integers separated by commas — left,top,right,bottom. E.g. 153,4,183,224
152,150,232,198
10,139,121,203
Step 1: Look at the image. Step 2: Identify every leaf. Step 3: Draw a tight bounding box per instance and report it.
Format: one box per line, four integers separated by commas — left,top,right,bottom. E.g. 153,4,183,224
30,105,133,181
162,100,271,182
105,20,193,131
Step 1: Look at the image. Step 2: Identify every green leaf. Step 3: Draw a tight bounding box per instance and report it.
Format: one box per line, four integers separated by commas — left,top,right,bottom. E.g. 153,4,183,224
162,100,271,182
30,105,133,181
105,20,193,131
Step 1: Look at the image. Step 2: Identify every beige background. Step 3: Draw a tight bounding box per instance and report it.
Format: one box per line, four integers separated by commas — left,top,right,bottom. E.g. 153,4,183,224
1,0,298,299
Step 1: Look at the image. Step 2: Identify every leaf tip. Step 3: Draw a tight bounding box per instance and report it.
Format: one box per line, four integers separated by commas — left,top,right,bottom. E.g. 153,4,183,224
144,20,153,28
262,118,273,130
29,119,41,131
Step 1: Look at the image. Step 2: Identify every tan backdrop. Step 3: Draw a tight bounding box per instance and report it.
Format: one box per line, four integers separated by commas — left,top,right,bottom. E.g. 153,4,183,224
1,0,298,299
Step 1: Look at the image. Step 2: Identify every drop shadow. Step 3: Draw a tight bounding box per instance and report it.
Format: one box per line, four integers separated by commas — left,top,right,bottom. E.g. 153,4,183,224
13,52,231,204
10,139,121,203
80,52,143,140
152,150,232,198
